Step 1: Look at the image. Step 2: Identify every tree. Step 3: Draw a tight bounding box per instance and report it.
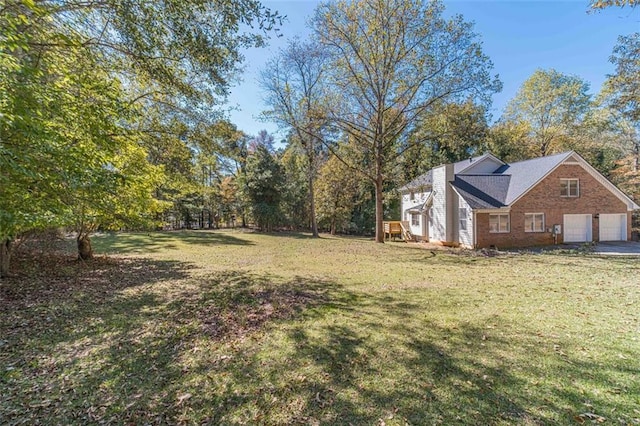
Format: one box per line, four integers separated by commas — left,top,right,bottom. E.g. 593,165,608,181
241,136,284,231
1,3,66,275
502,69,591,157
217,130,251,227
260,39,328,237
1,3,160,267
0,0,281,275
312,0,501,242
13,0,281,107
601,32,640,201
279,141,313,230
249,130,276,153
605,33,640,128
315,155,360,234
403,100,490,179
589,0,637,10
486,121,532,163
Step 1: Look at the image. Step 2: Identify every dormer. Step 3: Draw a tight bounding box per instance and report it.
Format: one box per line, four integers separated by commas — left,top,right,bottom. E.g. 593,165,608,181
455,153,505,175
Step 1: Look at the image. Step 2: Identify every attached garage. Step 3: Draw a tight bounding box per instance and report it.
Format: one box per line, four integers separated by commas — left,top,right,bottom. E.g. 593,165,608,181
564,214,592,243
599,213,627,241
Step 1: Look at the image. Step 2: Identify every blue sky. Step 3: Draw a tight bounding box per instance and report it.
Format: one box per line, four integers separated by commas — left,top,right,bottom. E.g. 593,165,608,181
227,1,640,140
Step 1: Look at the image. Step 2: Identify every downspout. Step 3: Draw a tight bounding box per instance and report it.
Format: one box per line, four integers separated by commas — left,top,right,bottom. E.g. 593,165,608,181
473,210,477,249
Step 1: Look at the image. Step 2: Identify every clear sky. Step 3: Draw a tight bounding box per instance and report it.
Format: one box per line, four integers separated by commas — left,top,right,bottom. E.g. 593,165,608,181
227,0,640,140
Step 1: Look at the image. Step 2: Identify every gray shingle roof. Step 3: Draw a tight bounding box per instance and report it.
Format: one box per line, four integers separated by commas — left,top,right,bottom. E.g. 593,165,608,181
399,154,491,192
398,170,432,192
494,151,572,204
451,175,511,209
400,151,581,210
454,153,500,174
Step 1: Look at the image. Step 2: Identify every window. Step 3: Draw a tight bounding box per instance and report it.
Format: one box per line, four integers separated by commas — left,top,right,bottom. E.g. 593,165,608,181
410,191,415,201
459,208,468,231
489,213,510,233
411,213,419,226
560,178,579,197
525,213,545,232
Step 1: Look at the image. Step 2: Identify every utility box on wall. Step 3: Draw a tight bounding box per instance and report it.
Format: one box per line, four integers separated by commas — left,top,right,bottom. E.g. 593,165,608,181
553,224,562,235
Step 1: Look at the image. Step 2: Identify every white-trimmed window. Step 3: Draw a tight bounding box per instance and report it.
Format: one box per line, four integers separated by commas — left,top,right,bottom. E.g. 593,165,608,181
489,213,510,233
459,208,468,231
525,213,545,232
411,213,419,226
410,191,415,201
560,178,579,197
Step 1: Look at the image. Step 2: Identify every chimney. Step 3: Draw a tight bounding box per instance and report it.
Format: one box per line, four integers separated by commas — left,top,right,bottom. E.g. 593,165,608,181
431,163,457,244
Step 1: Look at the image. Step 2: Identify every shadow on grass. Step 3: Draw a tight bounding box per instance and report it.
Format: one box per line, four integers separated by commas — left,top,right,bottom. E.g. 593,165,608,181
1,256,638,424
0,260,348,424
92,229,254,255
263,301,639,425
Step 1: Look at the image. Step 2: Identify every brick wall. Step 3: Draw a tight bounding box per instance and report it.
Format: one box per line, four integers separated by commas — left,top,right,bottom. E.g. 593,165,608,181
475,164,631,248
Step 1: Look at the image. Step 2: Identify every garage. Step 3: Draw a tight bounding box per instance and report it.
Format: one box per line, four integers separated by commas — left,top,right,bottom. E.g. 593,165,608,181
599,213,627,241
564,214,592,243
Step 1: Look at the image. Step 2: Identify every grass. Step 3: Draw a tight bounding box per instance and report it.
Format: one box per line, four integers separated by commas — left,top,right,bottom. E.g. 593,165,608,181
1,229,639,425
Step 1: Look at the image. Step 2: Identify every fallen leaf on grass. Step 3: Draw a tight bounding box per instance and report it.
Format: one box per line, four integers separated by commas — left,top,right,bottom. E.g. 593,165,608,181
176,393,192,406
575,412,606,423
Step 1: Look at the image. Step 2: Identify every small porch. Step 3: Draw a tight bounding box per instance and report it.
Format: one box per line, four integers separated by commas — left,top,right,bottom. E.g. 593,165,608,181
383,221,414,242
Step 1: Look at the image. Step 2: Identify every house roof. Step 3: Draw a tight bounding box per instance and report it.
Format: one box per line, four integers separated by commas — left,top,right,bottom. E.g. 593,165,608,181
400,150,640,211
398,170,433,192
455,152,505,174
399,153,494,192
493,151,572,205
450,175,511,209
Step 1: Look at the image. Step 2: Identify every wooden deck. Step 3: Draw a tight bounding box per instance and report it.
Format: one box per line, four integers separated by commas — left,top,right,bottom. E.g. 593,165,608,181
383,221,414,242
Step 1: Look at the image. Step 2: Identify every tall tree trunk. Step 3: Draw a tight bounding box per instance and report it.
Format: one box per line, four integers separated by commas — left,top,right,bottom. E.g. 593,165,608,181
374,175,385,243
77,233,93,260
308,162,319,238
0,239,12,279
306,135,319,238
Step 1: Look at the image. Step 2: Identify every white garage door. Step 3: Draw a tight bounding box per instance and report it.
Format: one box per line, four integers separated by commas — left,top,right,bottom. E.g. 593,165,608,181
599,214,627,241
564,214,592,243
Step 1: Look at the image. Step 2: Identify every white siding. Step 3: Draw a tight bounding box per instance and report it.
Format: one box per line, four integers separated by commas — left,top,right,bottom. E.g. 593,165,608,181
458,197,473,248
458,157,503,174
400,190,431,239
431,166,448,242
401,191,430,217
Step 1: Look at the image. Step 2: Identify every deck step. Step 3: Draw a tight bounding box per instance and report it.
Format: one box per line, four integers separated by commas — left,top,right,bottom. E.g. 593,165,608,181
400,222,414,242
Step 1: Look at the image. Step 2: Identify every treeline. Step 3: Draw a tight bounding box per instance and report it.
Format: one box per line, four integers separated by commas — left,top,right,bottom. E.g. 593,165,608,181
0,0,281,276
255,1,639,242
1,0,639,278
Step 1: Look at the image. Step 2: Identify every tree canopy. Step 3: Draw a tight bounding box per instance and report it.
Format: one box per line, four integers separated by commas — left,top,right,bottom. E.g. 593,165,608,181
501,69,591,157
311,0,501,242
0,0,281,276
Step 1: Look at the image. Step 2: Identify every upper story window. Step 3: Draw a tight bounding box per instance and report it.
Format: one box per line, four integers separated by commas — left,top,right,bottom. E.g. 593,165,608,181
410,191,415,201
489,213,510,233
560,178,579,197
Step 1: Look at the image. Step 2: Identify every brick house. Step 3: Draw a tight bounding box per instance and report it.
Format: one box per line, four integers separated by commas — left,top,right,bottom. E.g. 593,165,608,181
398,151,639,249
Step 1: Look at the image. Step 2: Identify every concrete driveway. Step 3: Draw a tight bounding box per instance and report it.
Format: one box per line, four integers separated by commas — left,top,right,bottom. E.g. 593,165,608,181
592,241,640,256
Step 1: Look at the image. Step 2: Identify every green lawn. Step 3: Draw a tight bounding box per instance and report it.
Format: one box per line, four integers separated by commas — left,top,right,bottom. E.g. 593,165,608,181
1,230,639,425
